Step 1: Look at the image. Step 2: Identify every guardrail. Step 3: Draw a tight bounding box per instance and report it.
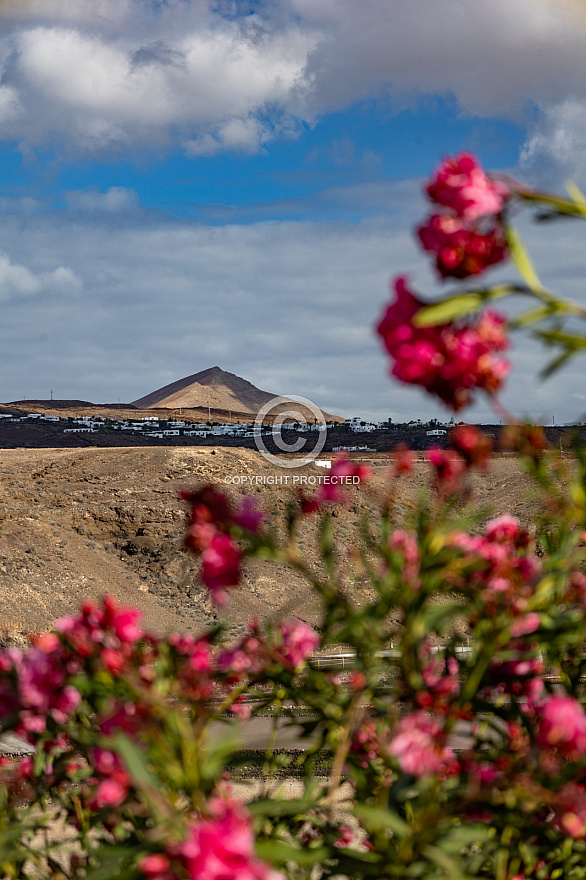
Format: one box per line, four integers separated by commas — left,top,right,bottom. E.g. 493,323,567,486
310,645,472,669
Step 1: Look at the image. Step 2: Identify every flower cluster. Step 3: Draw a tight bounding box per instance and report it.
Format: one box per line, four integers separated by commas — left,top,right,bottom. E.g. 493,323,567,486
537,696,586,762
218,618,319,682
56,594,144,673
377,276,509,410
0,640,80,740
167,632,214,703
388,711,459,778
418,152,511,279
181,486,264,605
138,793,284,880
349,717,393,786
426,427,492,494
387,529,421,591
417,643,461,715
0,595,148,744
448,514,540,616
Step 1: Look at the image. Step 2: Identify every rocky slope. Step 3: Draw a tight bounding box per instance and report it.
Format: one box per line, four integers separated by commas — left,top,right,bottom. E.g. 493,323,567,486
131,366,343,422
0,446,540,645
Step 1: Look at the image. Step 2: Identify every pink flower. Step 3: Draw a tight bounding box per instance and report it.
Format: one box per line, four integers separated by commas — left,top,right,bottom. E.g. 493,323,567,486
218,623,268,681
484,514,523,544
376,277,509,411
388,711,458,777
201,533,243,605
100,647,126,674
418,213,507,279
229,697,252,720
17,756,33,778
219,618,318,681
418,644,460,714
334,825,355,848
50,684,81,724
554,783,586,839
168,634,214,701
426,152,510,220
428,448,467,494
103,595,143,644
55,595,143,663
276,620,319,669
387,529,421,589
182,486,264,554
317,454,371,506
510,613,541,638
232,497,266,533
181,486,264,603
299,453,370,512
166,795,284,880
351,718,387,768
137,854,173,879
90,778,127,809
538,696,586,759
450,425,492,468
389,444,416,477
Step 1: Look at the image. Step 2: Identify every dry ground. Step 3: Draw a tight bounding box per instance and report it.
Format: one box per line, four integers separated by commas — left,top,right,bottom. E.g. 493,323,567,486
0,446,543,642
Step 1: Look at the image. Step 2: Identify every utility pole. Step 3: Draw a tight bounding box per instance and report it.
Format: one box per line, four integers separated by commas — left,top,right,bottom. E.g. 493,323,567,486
50,390,53,401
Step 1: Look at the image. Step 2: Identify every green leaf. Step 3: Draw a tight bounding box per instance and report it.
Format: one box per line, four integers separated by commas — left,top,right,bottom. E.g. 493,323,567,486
438,824,495,854
534,328,586,349
565,181,586,215
319,513,335,573
84,845,141,880
109,733,174,820
248,797,315,819
414,294,483,327
255,840,330,867
354,804,409,838
540,349,574,381
111,733,159,791
423,844,472,879
200,727,240,780
511,304,555,328
505,225,544,293
517,185,586,217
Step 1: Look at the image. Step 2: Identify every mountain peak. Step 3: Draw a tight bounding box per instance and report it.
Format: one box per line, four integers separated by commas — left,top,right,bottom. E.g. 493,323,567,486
131,367,342,422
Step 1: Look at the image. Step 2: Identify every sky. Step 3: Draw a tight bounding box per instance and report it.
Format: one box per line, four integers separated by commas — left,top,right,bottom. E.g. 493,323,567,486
1,0,586,422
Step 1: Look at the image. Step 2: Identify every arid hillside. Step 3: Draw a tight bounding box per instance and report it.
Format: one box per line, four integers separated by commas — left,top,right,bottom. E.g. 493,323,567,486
131,365,343,422
0,446,541,645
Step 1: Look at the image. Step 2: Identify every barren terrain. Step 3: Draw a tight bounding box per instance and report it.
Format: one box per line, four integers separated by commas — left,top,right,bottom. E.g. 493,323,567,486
0,446,542,644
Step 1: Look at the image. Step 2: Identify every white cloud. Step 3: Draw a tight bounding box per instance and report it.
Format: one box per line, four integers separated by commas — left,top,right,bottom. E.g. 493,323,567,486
0,199,584,423
185,117,267,156
0,11,315,152
0,250,81,302
65,187,139,213
0,251,41,301
521,98,586,183
0,0,584,159
43,266,83,294
290,0,586,115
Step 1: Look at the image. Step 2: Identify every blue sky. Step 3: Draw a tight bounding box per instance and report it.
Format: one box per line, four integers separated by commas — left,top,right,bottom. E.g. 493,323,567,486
0,0,585,423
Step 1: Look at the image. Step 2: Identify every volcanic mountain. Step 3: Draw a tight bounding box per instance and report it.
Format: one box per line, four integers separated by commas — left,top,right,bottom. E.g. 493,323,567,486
131,367,343,422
